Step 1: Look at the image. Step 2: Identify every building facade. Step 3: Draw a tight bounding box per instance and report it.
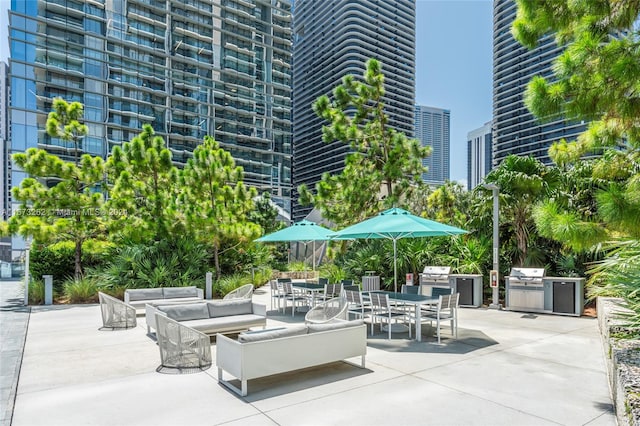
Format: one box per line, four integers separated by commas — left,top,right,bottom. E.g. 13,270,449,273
492,0,587,167
291,0,416,221
414,105,449,186
8,0,293,220
467,121,492,190
0,62,10,262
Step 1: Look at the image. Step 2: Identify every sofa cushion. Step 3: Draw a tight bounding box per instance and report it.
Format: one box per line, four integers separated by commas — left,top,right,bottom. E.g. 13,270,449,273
157,303,210,321
162,286,198,298
307,320,364,334
184,314,266,335
127,288,163,301
238,325,308,343
207,299,252,318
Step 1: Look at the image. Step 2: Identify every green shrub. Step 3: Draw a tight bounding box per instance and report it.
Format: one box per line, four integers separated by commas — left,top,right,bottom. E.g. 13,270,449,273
28,279,45,305
215,273,251,297
30,240,114,287
319,263,347,283
251,267,272,287
95,237,210,289
63,277,99,304
287,261,308,272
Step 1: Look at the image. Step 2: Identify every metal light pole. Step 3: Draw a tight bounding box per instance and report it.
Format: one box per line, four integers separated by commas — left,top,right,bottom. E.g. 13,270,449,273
483,184,502,309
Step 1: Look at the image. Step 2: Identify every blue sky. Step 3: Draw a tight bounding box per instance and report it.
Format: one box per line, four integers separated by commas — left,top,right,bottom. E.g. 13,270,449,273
415,0,493,184
0,0,493,184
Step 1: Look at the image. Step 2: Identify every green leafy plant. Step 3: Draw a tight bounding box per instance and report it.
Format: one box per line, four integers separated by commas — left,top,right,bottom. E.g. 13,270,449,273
63,277,99,304
215,273,251,297
28,279,45,305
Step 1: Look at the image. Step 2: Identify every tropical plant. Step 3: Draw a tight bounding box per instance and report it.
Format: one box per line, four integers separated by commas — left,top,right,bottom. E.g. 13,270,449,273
30,239,113,287
318,263,347,284
298,58,430,227
63,277,99,304
214,273,251,298
513,0,640,325
93,237,210,289
483,155,560,266
28,279,45,305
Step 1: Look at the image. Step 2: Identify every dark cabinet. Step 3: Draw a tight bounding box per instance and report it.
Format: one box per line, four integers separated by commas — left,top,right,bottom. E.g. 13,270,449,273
456,278,474,306
553,281,575,314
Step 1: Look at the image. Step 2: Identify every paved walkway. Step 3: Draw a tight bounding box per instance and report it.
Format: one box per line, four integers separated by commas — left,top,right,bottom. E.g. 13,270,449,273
11,288,615,425
0,280,29,426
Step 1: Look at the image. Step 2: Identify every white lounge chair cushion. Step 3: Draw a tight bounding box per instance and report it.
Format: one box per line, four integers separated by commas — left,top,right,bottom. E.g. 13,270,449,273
163,286,198,298
238,325,307,343
157,303,210,321
208,299,253,317
127,288,164,301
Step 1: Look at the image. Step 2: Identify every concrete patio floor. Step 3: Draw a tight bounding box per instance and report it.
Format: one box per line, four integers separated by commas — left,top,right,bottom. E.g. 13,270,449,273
10,287,615,426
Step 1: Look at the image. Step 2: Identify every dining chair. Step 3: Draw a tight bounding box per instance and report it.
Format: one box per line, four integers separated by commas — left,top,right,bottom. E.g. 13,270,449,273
318,277,329,286
422,293,459,344
282,281,306,316
368,292,411,340
269,280,286,311
321,283,343,302
344,289,368,321
401,285,419,295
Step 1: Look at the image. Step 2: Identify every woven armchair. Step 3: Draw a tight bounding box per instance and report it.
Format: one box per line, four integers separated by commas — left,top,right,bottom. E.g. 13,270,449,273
223,283,254,300
305,297,349,324
155,313,212,372
98,292,136,330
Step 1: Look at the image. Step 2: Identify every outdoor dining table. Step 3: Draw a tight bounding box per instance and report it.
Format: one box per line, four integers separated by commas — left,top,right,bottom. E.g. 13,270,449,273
365,291,439,342
292,282,325,309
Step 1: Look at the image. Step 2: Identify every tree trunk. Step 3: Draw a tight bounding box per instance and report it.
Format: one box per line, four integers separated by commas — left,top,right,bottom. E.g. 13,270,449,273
214,243,220,279
75,239,83,280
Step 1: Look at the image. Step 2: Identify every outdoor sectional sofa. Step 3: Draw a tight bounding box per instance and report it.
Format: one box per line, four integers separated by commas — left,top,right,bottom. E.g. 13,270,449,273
216,320,367,396
145,299,267,336
124,286,204,311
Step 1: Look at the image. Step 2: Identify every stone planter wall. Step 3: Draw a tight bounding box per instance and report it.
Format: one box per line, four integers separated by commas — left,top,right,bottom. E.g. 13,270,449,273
597,297,640,426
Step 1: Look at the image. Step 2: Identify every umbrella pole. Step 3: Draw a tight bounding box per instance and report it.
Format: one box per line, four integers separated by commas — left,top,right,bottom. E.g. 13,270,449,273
313,241,316,271
393,238,398,293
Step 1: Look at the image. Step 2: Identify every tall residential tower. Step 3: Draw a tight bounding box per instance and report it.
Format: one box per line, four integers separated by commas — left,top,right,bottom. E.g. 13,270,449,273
492,0,587,167
414,105,450,186
8,0,293,218
291,0,416,221
467,121,492,190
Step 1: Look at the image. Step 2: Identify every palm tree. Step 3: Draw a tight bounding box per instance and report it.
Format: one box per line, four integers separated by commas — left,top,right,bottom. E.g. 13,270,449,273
483,155,560,266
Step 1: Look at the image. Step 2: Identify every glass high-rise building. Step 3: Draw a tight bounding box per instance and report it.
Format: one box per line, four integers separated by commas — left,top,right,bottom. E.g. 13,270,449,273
291,0,416,221
467,121,492,190
493,0,587,167
8,0,293,215
415,105,449,186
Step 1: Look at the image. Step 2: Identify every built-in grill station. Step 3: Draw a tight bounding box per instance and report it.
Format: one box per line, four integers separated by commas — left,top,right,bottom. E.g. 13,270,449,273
506,267,585,316
419,266,483,308
419,266,451,287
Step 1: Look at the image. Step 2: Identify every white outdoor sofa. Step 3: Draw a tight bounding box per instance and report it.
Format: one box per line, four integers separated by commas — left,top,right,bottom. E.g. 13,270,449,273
216,320,367,396
145,299,267,336
124,286,204,312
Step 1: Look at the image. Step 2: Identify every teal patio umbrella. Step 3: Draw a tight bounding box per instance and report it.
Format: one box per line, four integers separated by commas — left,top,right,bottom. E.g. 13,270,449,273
330,208,468,292
255,220,333,269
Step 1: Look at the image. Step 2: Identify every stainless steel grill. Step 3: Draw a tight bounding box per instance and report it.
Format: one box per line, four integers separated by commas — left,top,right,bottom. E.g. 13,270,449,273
420,266,451,285
508,267,545,287
507,267,545,311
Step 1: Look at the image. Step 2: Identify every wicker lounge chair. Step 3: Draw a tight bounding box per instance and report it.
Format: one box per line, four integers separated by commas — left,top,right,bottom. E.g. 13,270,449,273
305,296,349,324
223,283,254,300
155,313,212,372
98,292,137,330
